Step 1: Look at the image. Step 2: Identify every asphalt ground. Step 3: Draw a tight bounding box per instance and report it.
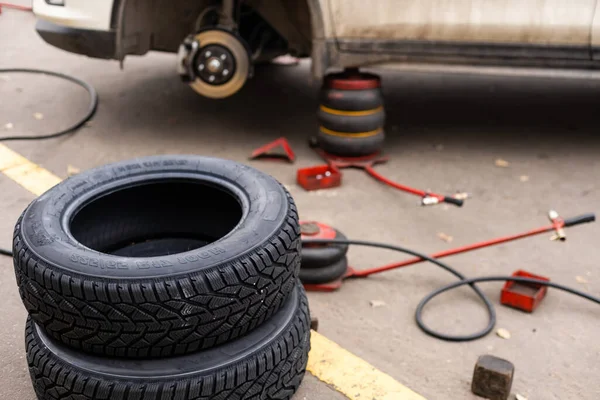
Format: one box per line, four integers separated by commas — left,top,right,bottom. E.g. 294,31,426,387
1,5,600,400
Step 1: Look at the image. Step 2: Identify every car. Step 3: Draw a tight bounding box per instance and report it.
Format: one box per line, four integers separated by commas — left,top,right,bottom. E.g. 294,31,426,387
33,0,600,98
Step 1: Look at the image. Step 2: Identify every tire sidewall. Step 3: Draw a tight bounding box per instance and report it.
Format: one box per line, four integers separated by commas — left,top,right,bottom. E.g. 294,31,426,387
299,256,348,284
29,285,306,378
20,155,290,279
301,229,348,269
26,284,311,398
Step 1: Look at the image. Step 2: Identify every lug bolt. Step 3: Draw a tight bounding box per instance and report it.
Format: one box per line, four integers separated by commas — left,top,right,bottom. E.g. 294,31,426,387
209,75,215,82
205,51,211,57
220,54,227,60
223,69,229,76
198,64,205,71
207,58,222,73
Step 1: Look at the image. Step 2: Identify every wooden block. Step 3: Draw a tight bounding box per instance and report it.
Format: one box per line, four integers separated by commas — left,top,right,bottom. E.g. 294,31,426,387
471,355,515,400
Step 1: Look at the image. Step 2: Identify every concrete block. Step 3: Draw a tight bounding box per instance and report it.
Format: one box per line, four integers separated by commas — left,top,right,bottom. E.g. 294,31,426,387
471,355,515,400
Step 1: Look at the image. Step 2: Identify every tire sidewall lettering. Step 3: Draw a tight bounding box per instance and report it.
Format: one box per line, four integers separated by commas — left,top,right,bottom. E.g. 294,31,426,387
21,156,288,278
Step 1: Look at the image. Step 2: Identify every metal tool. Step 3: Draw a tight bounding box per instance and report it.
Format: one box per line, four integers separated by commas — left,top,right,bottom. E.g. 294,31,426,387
312,148,466,207
548,209,566,241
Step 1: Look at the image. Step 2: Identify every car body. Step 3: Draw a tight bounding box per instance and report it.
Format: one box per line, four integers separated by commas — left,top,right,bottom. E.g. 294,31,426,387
33,0,600,95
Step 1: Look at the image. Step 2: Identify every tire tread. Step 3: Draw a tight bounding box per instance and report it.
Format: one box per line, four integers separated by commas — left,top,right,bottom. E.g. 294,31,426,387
15,190,302,358
26,287,310,399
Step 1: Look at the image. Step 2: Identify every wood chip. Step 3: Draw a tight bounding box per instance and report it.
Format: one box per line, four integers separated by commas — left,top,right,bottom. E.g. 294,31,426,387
496,328,511,339
67,165,81,177
308,190,338,197
4,122,13,129
516,394,528,400
453,192,470,200
33,112,44,120
495,159,510,167
437,232,453,243
575,276,589,284
519,175,529,182
369,300,386,308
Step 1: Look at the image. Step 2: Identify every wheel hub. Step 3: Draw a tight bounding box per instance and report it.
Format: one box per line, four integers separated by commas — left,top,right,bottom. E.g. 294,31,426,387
177,29,250,98
194,45,236,85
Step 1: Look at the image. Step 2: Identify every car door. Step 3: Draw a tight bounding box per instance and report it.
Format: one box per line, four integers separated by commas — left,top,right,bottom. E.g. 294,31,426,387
328,0,597,60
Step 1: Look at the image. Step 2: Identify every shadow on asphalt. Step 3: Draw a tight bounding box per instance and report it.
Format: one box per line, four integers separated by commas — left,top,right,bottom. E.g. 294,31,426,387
99,62,600,152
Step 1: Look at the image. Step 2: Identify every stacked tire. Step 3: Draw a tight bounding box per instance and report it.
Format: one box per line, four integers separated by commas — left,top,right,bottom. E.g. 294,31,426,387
13,156,310,400
317,71,385,157
299,222,349,285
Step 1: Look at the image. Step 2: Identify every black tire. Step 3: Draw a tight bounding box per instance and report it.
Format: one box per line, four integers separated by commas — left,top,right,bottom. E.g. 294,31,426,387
14,155,301,358
318,129,385,157
299,257,348,284
301,229,348,269
26,284,311,400
317,106,385,133
319,87,383,111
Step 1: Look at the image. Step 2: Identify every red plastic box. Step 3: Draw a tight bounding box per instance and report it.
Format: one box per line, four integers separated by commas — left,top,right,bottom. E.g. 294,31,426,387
297,165,341,191
500,270,550,313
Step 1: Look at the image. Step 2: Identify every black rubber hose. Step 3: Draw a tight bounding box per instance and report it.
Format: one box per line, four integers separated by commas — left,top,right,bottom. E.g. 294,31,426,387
302,238,600,341
0,68,98,142
416,276,600,340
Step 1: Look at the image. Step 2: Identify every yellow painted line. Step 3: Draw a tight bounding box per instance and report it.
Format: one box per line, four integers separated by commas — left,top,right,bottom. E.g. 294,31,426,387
0,144,61,196
0,143,426,400
320,125,382,138
308,331,427,400
320,104,383,116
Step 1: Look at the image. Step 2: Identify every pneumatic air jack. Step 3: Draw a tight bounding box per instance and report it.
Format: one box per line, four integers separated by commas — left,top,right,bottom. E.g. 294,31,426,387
311,68,466,207
299,211,596,291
